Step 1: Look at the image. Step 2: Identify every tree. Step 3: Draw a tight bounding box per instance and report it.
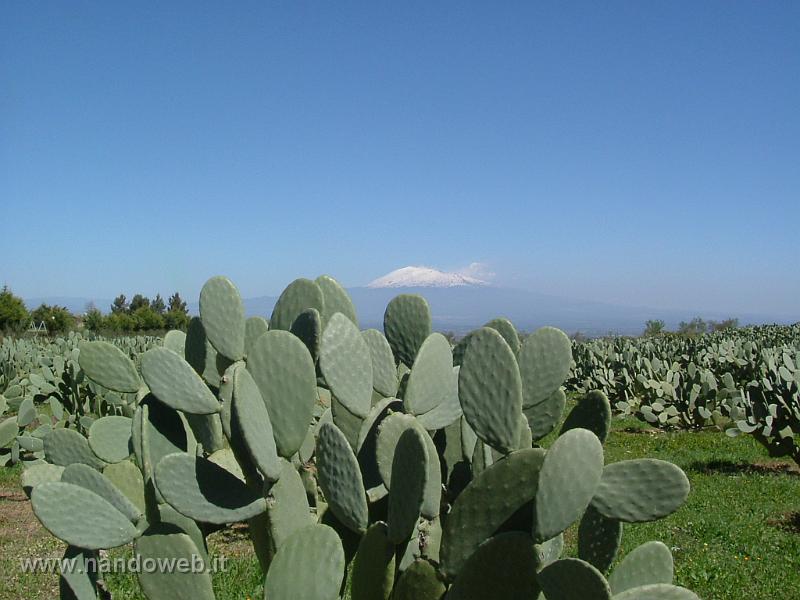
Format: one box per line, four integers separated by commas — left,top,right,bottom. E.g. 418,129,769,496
129,294,150,313
168,292,187,315
643,319,666,337
133,306,164,330
677,317,708,336
0,286,29,332
30,304,75,333
105,312,135,332
111,294,128,314
164,309,190,330
709,318,739,332
84,305,104,331
150,294,166,315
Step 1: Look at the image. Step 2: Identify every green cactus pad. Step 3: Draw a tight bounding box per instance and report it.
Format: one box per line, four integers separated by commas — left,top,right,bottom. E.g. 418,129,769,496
316,422,369,533
21,462,64,497
447,532,541,600
375,412,441,519
608,541,673,595
319,312,373,418
290,307,322,361
103,460,146,514
561,391,612,443
270,278,325,331
158,503,208,562
316,274,358,326
199,275,246,361
518,326,572,408
185,317,221,387
458,327,523,454
185,413,225,454
245,316,270,357
330,396,363,449
404,332,454,416
139,396,192,479
31,481,139,549
61,463,142,523
578,505,623,574
452,331,474,367
440,447,546,579
533,428,604,542
247,330,317,458
591,459,690,523
154,453,266,524
44,428,106,469
232,366,281,481
350,522,396,600
471,439,494,476
484,317,521,356
613,585,699,600
88,416,133,463
263,524,344,600
163,329,187,356
460,416,478,461
534,533,564,571
415,367,462,431
135,523,215,600
0,417,17,448
392,559,446,600
362,329,399,397
387,427,429,544
537,558,612,600
265,460,315,549
523,388,567,441
141,348,220,415
383,294,432,367
355,397,402,494
78,341,142,393
59,546,99,600
17,398,36,427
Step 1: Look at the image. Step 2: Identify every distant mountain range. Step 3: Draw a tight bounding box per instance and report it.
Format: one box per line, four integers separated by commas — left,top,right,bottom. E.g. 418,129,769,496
25,267,798,337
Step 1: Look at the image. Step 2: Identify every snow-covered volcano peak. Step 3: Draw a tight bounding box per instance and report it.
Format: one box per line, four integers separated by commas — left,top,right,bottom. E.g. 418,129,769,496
367,266,489,288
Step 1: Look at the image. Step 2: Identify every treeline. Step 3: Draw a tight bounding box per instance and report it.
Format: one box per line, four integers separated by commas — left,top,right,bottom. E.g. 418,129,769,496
0,286,191,334
85,292,190,332
643,317,739,337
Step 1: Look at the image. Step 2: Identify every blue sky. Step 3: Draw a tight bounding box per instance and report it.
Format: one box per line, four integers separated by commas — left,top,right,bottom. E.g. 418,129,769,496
2,2,798,315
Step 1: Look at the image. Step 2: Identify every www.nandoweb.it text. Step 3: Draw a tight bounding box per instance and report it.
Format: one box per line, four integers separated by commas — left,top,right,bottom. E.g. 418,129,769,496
19,554,228,575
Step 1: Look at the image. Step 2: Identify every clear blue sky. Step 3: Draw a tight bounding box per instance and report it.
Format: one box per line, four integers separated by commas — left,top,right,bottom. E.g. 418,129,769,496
2,2,798,315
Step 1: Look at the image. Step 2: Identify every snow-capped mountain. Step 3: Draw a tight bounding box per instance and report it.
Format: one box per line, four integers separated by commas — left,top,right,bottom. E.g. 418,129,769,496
367,266,488,288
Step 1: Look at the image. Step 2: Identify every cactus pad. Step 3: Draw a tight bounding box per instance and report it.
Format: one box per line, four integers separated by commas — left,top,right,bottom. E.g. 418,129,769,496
199,275,246,361
270,278,325,331
31,481,139,549
78,341,142,393
533,428,604,542
459,327,523,454
154,453,266,524
591,459,690,522
518,326,572,408
263,524,344,600
246,330,317,458
141,348,220,415
319,312,373,418
316,422,369,533
88,416,133,463
383,294,432,367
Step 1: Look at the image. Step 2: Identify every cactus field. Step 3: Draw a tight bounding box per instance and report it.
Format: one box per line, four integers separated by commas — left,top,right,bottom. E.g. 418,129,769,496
0,276,798,599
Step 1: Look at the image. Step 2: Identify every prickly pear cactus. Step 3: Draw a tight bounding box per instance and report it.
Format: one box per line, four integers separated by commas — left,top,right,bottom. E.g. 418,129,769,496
18,275,701,600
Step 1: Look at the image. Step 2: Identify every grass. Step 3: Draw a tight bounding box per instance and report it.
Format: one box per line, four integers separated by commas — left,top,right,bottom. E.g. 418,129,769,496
1,414,798,599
